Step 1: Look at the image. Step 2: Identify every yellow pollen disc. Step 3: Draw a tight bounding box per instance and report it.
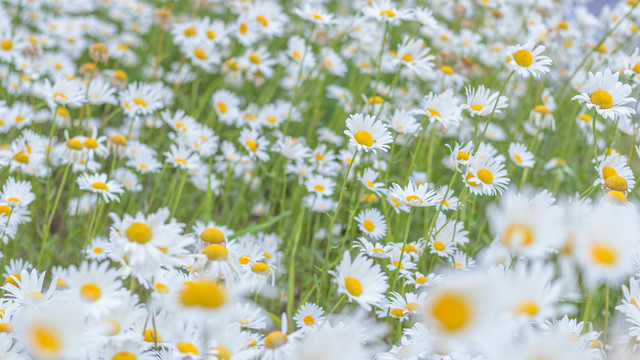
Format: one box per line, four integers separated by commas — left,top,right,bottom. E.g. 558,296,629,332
0,323,13,333
112,352,135,360
632,62,640,73
28,291,45,302
179,279,227,309
102,318,120,336
67,139,82,151
265,331,288,349
177,341,199,354
4,273,19,286
213,345,230,360
91,182,108,191
266,116,277,123
203,244,228,261
415,276,429,284
363,220,375,232
513,49,533,67
403,244,417,253
590,339,601,349
533,105,551,114
155,283,169,293
314,184,325,192
133,98,147,107
365,179,374,188
206,30,216,39
503,224,533,246
605,175,628,191
597,44,607,53
427,108,441,118
514,154,523,164
590,90,613,109
432,292,470,332
256,15,268,27
1,40,13,50
109,134,127,146
113,70,128,82
53,92,68,101
591,243,617,265
200,228,225,244
380,9,396,17
476,169,493,184
405,195,421,202
325,59,333,67
57,107,69,117
393,260,403,269
401,53,413,62
239,255,251,265
84,138,98,149
217,102,227,114
143,329,161,343
292,50,302,59
433,241,445,251
391,308,406,317
406,302,421,312
239,23,248,34
13,151,29,163
31,325,61,353
353,130,374,147
606,190,627,203
249,53,261,64
251,262,269,274
184,27,196,37
303,315,315,325
470,104,483,112
245,140,258,152
602,166,617,180
457,151,470,161
516,300,539,316
344,277,363,296
440,65,454,75
126,222,152,244
465,173,478,185
368,96,384,104
80,283,101,302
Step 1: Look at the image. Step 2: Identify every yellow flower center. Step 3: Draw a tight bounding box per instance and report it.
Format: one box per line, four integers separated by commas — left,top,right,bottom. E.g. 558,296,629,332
245,140,258,152
177,341,199,354
405,195,421,202
606,190,627,203
53,93,68,101
133,98,147,107
363,220,375,232
292,50,302,59
476,169,493,184
433,241,445,251
203,244,228,261
470,104,483,112
457,151,470,161
239,23,248,34
143,329,161,343
66,139,83,151
80,283,101,302
440,65,454,75
0,323,13,333
109,134,127,146
432,292,470,332
1,40,13,51
503,224,533,246
84,138,98,149
251,262,270,274
184,27,196,37
590,90,613,109
304,315,315,326
179,280,227,309
591,243,617,265
353,130,374,147
265,331,288,349
31,325,61,354
344,277,363,296
91,182,108,191
256,15,268,27
513,49,533,67
401,53,413,62
13,151,29,163
213,345,230,360
126,222,152,244
200,227,225,244
112,352,136,360
632,62,640,73
533,105,551,114
314,184,325,192
427,109,441,117
391,308,406,317
605,175,628,191
380,9,396,17
602,166,617,180
515,300,539,316
249,53,261,64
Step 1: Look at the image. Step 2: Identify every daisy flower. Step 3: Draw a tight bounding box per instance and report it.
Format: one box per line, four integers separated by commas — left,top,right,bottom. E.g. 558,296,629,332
363,0,413,24
355,237,392,259
76,173,124,203
239,128,270,162
293,4,335,26
462,85,509,117
417,89,462,127
1,177,35,208
359,168,385,194
594,151,635,192
572,69,635,121
354,208,387,240
393,37,434,75
388,109,421,135
293,302,326,330
463,156,510,196
378,291,426,320
119,82,165,117
43,78,86,109
330,250,389,311
387,181,436,207
508,142,535,168
305,174,335,197
344,113,393,153
505,39,552,78
65,261,124,317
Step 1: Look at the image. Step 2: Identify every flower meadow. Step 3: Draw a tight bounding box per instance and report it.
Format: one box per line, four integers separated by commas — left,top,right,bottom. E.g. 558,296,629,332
5,0,640,359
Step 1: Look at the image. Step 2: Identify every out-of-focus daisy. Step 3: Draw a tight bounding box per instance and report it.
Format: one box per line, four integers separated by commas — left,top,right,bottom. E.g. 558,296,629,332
355,208,387,240
462,85,509,117
508,143,535,168
387,181,436,207
293,302,325,330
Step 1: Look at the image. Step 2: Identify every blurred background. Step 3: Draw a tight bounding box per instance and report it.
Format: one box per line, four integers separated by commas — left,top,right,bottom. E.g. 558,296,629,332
589,0,621,14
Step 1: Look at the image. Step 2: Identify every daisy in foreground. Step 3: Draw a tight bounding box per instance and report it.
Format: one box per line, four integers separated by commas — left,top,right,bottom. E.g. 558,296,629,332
344,113,393,153
572,69,635,121
505,39,552,78
330,250,388,311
